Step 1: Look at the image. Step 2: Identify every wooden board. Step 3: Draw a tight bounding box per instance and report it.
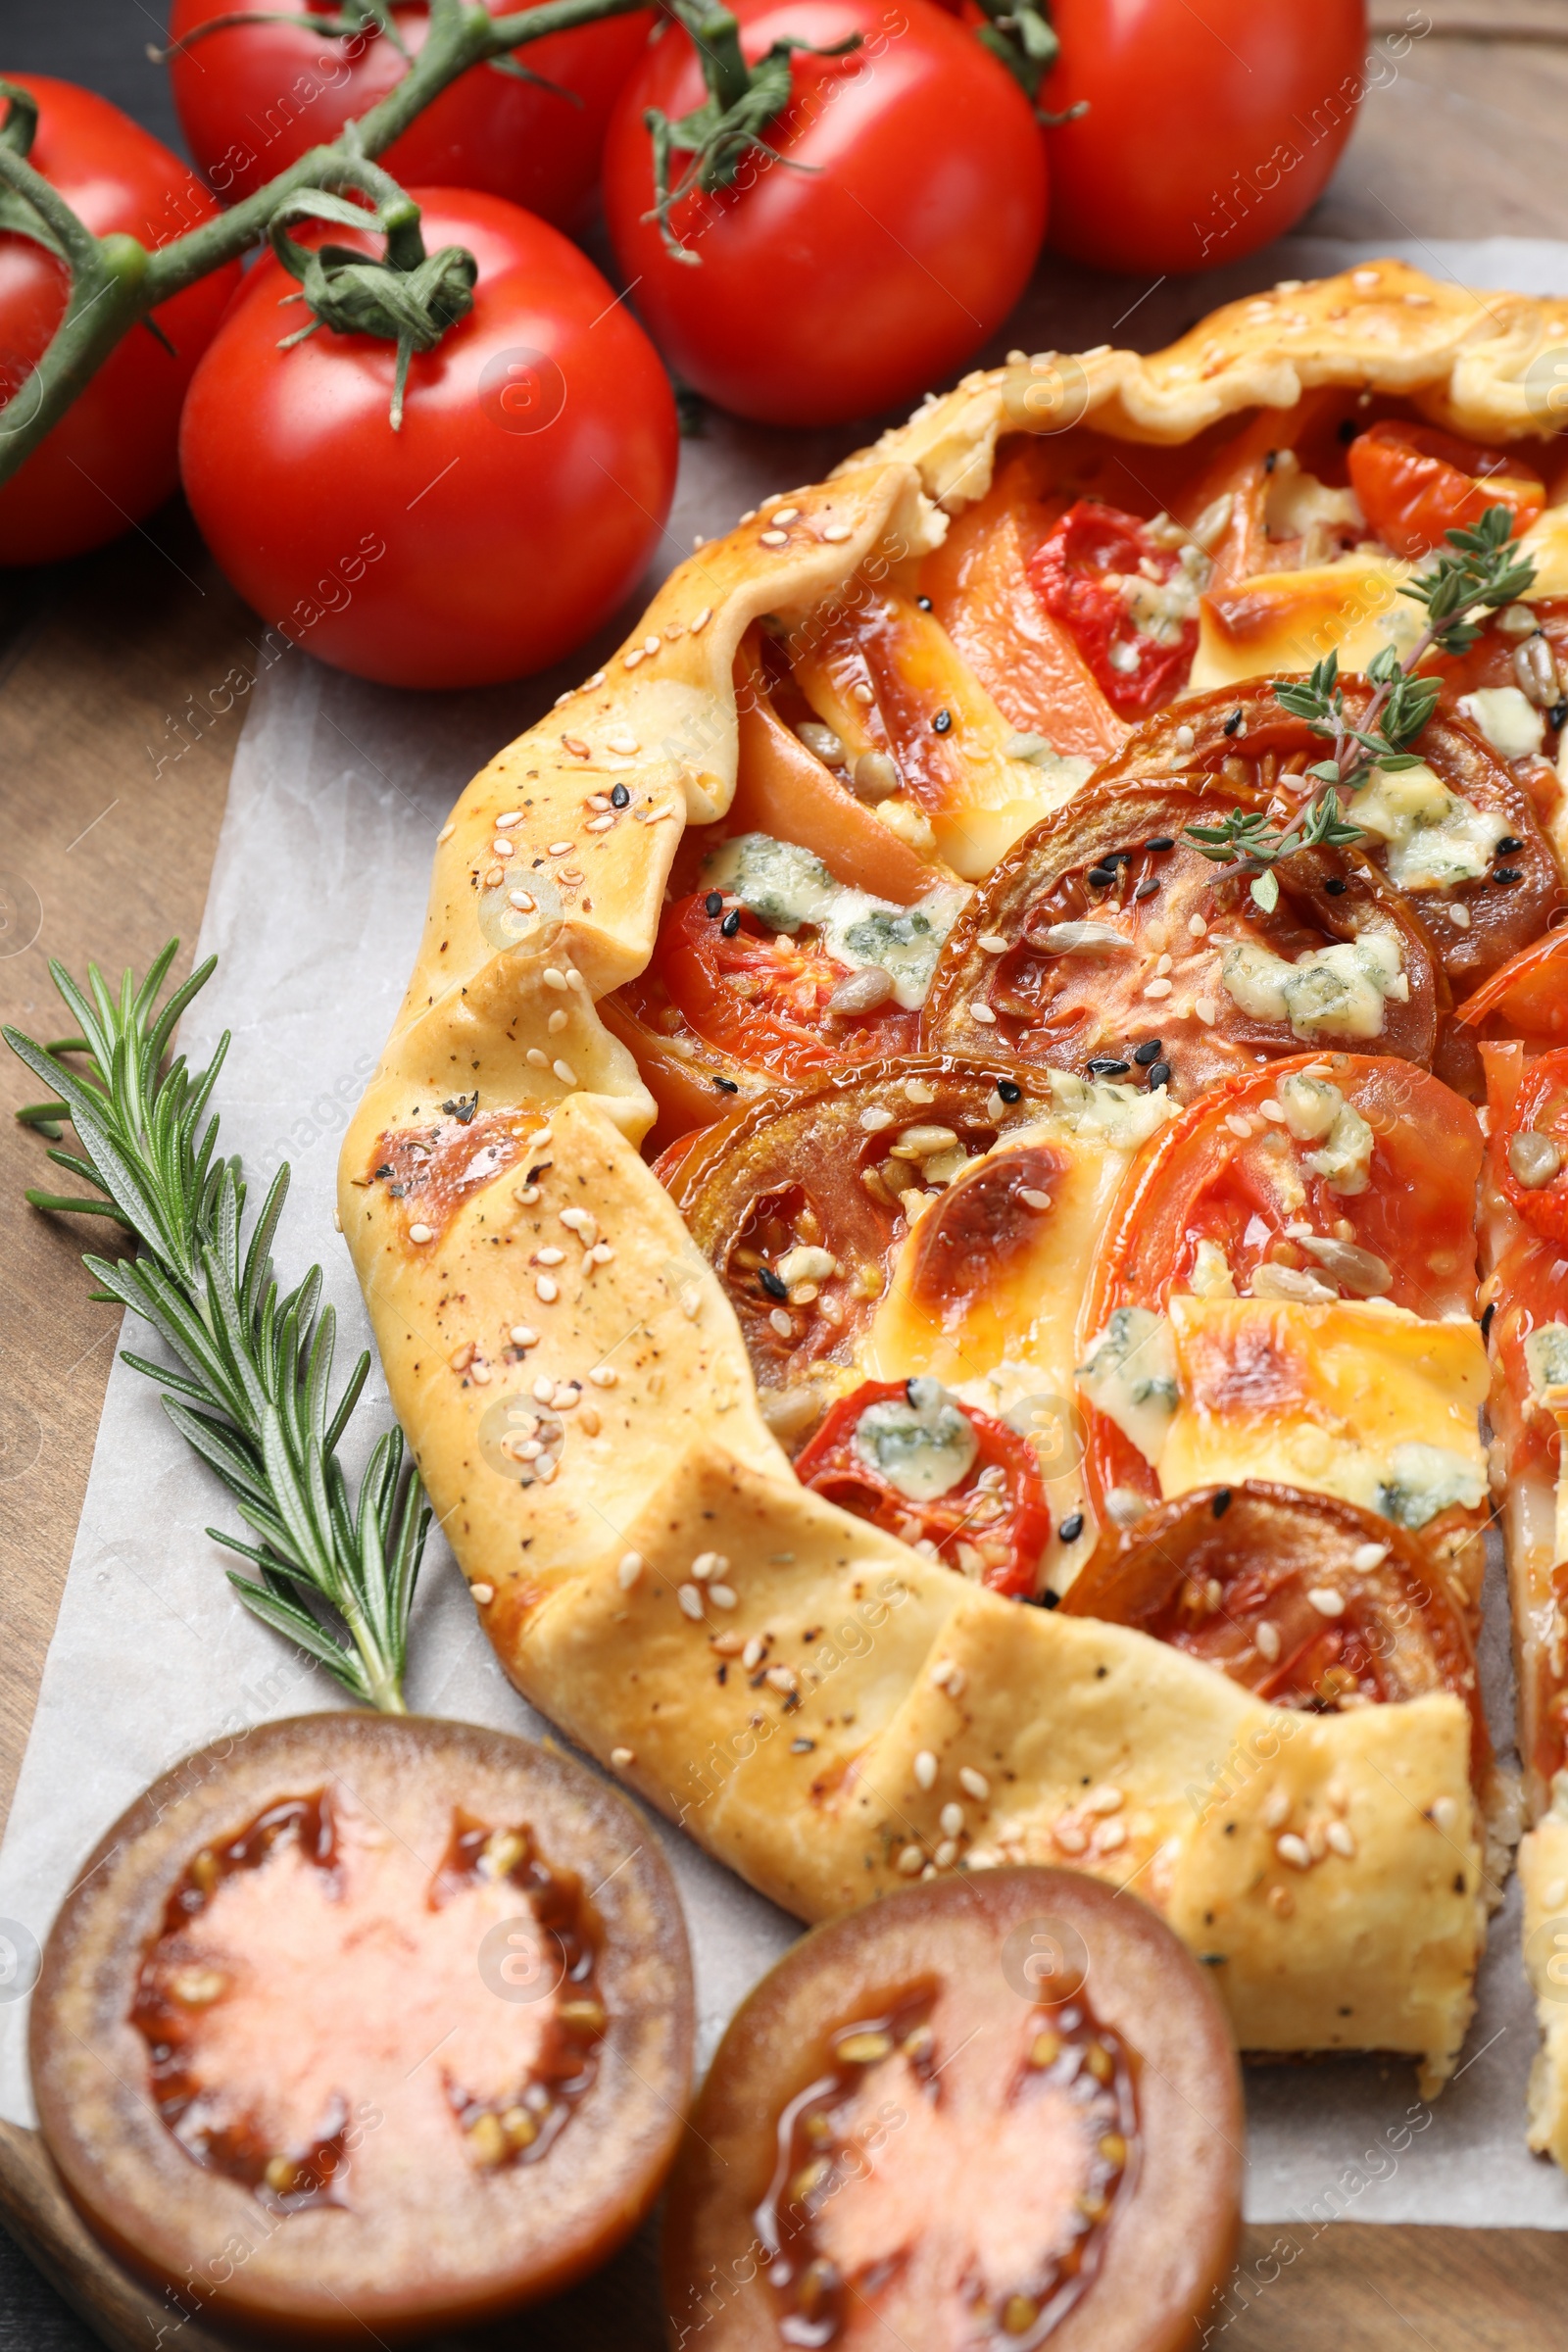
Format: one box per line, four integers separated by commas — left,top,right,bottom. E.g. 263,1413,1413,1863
8,20,1568,2337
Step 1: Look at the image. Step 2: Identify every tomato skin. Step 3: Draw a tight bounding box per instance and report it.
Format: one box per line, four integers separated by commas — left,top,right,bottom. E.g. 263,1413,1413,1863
165,0,654,230
1496,1048,1568,1243
795,1378,1051,1595
0,74,240,565
1038,0,1366,276
1348,418,1544,560
602,0,1047,426
1028,502,1200,717
178,189,677,687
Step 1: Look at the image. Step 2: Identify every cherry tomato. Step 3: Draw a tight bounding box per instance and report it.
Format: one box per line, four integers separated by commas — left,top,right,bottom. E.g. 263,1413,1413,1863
178,189,677,687
30,1713,693,2336
795,1376,1051,1593
923,782,1441,1096
1347,419,1544,561
663,1867,1244,2352
1037,0,1366,276
1028,503,1200,717
602,0,1047,426
0,75,240,565
1099,683,1566,991
165,0,653,229
1061,1481,1490,1780
1494,1047,1568,1243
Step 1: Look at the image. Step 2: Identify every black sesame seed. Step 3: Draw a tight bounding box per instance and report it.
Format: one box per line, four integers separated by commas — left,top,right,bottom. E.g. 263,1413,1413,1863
1323,876,1348,895
1552,702,1568,730
1110,849,1138,864
1263,450,1278,473
1481,1301,1496,1343
1145,836,1176,853
1496,837,1525,856
1222,710,1244,737
917,595,933,612
932,709,954,734
611,782,630,808
1148,1059,1172,1090
1086,865,1117,889
1338,417,1358,444
374,1163,393,1180
1494,867,1524,885
1132,1040,1163,1066
1212,1488,1232,1518
720,908,742,935
705,890,724,916
759,1266,789,1299
1087,1056,1131,1077
1026,1589,1061,1608
1133,877,1160,901
1058,1511,1085,1544
997,1077,1022,1103
713,1076,739,1093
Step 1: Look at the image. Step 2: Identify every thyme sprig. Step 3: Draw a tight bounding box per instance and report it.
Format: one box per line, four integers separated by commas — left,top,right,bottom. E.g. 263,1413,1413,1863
1186,503,1537,910
6,944,426,1713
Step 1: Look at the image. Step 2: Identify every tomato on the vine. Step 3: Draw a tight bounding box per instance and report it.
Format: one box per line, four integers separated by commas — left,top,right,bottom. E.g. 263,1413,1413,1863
178,189,677,687
794,1377,1051,1595
0,75,240,566
1036,0,1366,276
165,0,654,230
602,0,1048,426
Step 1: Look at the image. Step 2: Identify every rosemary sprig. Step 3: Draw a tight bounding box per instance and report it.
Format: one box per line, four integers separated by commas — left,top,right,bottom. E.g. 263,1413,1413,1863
5,944,426,1713
1186,503,1537,909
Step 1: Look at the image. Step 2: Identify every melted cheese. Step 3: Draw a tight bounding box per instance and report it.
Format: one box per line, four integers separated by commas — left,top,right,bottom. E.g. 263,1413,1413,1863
1219,930,1405,1040
1456,686,1545,764
1190,553,1424,693
1525,1323,1568,1570
1350,764,1508,891
1153,1297,1489,1529
1076,1306,1180,1460
703,834,965,1007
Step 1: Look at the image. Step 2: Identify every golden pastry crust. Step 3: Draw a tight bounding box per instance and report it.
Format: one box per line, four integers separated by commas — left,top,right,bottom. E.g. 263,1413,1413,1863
341,260,1532,2092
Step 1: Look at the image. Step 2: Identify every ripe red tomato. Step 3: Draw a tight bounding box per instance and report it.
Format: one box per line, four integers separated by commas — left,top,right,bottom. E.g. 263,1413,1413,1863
178,189,677,687
0,74,240,566
1348,418,1544,560
1028,502,1198,715
602,0,1048,426
165,0,654,230
1038,0,1367,276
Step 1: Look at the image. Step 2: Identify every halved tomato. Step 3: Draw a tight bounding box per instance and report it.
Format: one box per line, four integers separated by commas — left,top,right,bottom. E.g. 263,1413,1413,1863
29,1714,693,2339
1347,420,1544,560
667,1059,1050,1442
922,783,1441,1096
1096,682,1565,990
1028,501,1204,716
1457,929,1568,1054
794,1377,1051,1595
663,1867,1243,2352
1493,1046,1568,1243
1061,1482,1490,1782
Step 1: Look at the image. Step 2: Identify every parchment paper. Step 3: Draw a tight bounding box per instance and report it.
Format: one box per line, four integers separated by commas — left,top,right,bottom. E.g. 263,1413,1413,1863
5,236,1568,2231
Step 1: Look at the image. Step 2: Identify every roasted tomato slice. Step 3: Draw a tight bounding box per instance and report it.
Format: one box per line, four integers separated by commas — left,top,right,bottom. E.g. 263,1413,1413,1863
1060,1482,1490,1781
1096,682,1565,989
668,1058,1050,1446
30,1714,693,2340
1457,928,1568,1054
1028,501,1204,717
794,1377,1051,1595
1347,419,1544,559
922,782,1441,1096
1494,1045,1568,1242
663,1866,1243,2352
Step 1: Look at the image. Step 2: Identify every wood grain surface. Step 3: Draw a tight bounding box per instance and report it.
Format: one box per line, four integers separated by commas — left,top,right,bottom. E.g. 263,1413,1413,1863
6,15,1568,2344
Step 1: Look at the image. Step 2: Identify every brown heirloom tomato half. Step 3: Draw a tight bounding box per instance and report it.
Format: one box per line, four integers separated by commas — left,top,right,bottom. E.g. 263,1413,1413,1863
923,783,1440,1098
666,1058,1051,1446
1096,683,1565,991
663,1867,1243,2352
1061,1482,1490,1783
30,1715,693,2342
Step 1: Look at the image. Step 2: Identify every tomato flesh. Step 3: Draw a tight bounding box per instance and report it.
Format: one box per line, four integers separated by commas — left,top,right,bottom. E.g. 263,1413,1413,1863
795,1378,1051,1595
1348,419,1544,560
1028,503,1200,716
1497,1047,1568,1242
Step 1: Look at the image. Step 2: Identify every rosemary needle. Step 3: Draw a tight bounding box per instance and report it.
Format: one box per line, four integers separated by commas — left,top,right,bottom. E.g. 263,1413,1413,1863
5,941,426,1714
